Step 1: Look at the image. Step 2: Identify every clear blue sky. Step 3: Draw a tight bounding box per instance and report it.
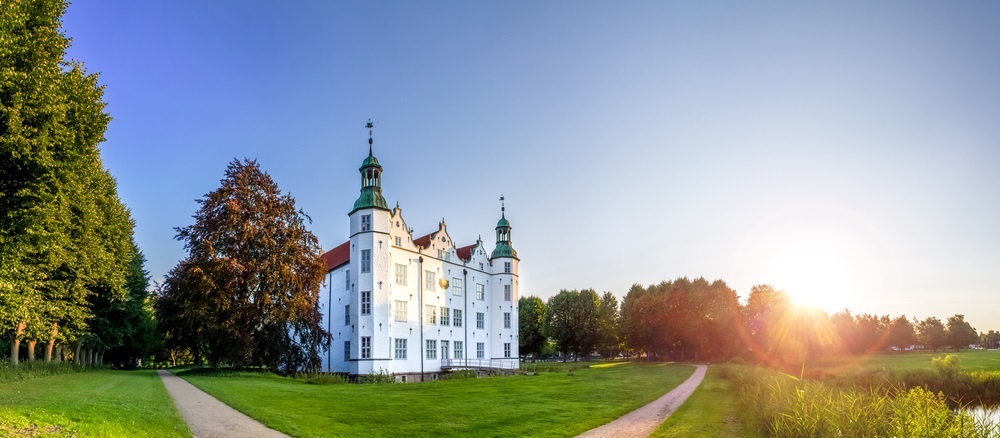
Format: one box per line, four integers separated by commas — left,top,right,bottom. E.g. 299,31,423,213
63,1,1000,330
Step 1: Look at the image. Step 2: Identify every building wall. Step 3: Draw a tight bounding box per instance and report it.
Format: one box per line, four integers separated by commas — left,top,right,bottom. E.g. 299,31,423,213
318,207,520,376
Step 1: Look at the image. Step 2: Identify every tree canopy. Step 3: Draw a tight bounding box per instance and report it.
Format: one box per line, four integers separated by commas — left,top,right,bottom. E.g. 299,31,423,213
155,159,328,374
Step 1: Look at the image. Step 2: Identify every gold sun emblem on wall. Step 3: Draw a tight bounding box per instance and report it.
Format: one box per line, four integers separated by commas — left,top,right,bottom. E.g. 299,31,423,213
438,278,450,290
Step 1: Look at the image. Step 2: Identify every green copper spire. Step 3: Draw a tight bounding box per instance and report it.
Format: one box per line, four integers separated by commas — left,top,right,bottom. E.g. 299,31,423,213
352,120,390,214
491,195,518,259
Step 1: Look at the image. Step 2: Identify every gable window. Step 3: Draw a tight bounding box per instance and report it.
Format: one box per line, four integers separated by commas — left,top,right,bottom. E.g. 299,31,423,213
426,340,437,359
476,284,484,300
504,262,511,273
476,342,484,359
452,278,463,296
440,307,450,326
395,300,407,322
395,263,407,285
361,250,371,273
476,312,484,330
395,338,407,359
395,236,401,246
361,291,371,315
361,336,371,359
425,305,436,325
504,284,511,301
344,305,350,325
361,214,371,231
425,271,435,290
453,309,462,327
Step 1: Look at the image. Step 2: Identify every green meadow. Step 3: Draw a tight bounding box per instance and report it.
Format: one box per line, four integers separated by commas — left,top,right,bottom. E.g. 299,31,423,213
180,362,694,437
0,368,188,437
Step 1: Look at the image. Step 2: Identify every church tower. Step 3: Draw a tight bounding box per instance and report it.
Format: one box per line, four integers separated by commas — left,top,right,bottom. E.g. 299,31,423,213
347,121,392,374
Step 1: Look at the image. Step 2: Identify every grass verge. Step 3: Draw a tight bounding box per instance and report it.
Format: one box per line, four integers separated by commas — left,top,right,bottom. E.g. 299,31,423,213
182,362,694,437
0,369,189,437
651,365,761,438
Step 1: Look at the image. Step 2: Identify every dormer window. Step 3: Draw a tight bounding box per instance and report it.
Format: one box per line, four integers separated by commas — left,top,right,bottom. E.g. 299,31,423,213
361,214,371,231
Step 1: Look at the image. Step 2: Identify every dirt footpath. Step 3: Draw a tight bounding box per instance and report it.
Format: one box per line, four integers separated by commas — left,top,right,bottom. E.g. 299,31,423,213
157,370,289,438
576,364,708,438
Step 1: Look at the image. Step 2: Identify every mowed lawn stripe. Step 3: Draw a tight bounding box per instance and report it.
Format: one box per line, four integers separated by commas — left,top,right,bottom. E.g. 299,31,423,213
182,362,695,437
0,369,189,437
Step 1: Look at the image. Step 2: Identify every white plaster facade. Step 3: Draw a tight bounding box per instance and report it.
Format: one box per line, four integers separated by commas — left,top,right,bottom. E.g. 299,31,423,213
317,140,519,379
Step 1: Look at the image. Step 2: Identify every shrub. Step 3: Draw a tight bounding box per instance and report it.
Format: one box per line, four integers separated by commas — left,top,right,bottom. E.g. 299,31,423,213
300,373,349,385
360,368,395,384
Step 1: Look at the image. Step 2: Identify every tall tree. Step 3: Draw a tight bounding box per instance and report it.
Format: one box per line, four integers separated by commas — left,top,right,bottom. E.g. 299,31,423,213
543,290,578,361
157,159,328,374
917,317,948,351
517,296,547,360
1,0,133,365
887,315,917,351
596,291,620,359
945,314,977,351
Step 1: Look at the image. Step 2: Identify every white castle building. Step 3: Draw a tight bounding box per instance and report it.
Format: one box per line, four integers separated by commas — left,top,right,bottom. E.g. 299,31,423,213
318,127,520,380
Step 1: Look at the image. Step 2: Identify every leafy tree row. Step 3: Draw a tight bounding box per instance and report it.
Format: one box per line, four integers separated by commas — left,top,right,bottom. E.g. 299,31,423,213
521,279,988,365
1,0,156,368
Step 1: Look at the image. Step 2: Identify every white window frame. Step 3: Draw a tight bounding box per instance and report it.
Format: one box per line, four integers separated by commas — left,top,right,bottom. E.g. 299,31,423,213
477,342,484,359
344,341,350,361
504,342,511,358
361,249,371,273
504,284,511,301
504,261,511,273
440,307,449,326
504,312,511,329
425,305,436,325
476,312,484,330
452,278,462,296
395,338,407,359
426,340,437,359
345,269,350,290
441,340,449,360
453,309,462,327
361,214,371,231
454,341,464,359
361,336,371,359
476,284,484,300
394,236,401,246
361,291,371,315
395,263,407,285
425,271,435,291
394,300,407,322
344,305,350,325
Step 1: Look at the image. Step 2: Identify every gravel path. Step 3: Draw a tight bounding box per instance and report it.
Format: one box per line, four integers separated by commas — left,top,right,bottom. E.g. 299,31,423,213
576,364,708,438
157,370,289,438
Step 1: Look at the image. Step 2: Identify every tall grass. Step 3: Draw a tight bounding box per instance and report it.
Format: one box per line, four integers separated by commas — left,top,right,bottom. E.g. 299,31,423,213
726,364,999,437
0,360,91,382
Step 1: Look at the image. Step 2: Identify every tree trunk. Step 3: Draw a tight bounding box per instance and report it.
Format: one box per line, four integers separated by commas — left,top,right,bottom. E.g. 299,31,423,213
97,350,104,366
27,340,37,363
170,350,177,367
44,323,58,362
74,342,83,365
90,349,97,366
10,321,26,366
54,345,63,363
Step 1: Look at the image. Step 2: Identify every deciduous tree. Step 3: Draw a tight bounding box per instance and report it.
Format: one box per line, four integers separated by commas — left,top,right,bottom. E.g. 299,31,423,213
157,159,328,374
517,296,546,360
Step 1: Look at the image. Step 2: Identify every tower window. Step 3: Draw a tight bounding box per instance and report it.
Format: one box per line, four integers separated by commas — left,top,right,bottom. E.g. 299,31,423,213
504,285,511,301
361,291,371,315
504,262,511,273
361,337,371,359
361,214,371,231
361,250,371,273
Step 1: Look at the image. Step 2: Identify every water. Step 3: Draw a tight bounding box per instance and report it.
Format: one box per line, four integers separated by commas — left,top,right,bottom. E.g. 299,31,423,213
962,405,1000,432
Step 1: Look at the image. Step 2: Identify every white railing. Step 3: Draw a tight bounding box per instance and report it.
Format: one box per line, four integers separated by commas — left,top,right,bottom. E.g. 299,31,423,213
440,358,519,370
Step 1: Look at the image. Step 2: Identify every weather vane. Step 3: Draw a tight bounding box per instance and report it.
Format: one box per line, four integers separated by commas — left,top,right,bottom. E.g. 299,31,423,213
366,119,374,152
500,194,505,214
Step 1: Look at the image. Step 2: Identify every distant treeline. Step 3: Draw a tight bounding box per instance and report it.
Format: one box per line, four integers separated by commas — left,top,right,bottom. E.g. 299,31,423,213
519,278,992,364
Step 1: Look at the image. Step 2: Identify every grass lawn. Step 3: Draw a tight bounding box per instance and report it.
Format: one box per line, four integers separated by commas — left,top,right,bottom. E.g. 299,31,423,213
0,369,189,437
808,349,1000,374
182,362,694,437
651,366,760,438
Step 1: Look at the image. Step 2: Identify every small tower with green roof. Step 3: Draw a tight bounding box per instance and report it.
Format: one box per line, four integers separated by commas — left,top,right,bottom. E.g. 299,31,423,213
490,195,519,362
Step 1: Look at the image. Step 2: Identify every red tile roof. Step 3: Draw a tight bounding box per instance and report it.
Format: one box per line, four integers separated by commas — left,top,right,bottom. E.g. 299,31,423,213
322,241,350,271
456,244,476,261
412,233,433,249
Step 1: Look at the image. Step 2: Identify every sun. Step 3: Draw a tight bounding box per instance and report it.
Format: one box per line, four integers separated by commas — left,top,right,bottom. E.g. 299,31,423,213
766,243,857,311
